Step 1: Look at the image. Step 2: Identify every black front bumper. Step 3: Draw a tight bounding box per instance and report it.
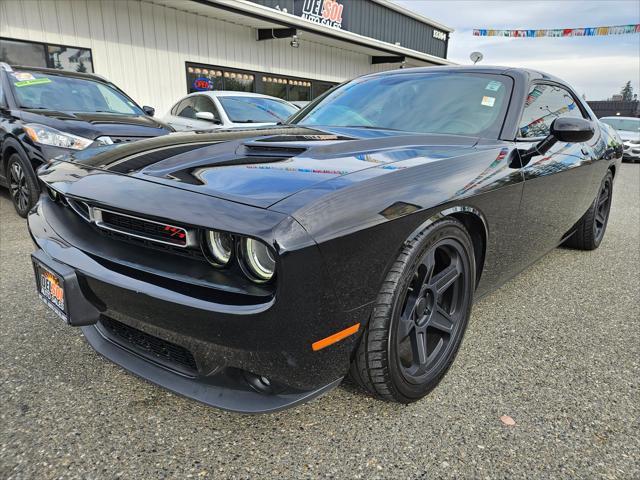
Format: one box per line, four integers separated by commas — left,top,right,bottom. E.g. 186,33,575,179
28,196,368,413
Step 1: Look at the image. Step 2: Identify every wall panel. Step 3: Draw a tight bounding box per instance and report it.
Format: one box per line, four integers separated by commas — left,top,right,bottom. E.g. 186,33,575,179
1,0,417,115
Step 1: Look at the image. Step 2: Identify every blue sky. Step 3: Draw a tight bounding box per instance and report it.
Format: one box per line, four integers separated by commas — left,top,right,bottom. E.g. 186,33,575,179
393,0,640,100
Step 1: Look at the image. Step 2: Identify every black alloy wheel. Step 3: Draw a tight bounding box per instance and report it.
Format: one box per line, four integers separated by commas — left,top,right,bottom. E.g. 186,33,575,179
396,238,469,385
7,154,39,218
593,176,612,244
350,217,475,403
564,171,614,251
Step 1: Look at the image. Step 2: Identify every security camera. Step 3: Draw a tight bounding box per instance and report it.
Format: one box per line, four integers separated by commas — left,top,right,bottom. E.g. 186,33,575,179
290,35,300,48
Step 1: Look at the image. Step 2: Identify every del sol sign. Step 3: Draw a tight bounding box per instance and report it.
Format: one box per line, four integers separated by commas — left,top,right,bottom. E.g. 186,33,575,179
295,0,345,29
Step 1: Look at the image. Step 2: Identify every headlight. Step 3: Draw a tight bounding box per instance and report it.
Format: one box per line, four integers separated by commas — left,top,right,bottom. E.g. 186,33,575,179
24,124,93,150
204,230,234,267
241,238,276,282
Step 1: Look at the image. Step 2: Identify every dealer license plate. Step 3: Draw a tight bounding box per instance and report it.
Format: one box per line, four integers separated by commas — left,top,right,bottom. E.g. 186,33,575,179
34,261,68,322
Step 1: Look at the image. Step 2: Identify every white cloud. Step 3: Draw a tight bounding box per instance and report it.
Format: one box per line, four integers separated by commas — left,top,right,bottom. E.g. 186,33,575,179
393,0,640,99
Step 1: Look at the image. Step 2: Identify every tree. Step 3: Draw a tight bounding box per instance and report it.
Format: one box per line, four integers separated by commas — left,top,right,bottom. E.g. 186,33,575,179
620,81,634,101
76,60,87,73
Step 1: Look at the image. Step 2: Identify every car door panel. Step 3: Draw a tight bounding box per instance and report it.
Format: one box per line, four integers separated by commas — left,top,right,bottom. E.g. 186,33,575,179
516,82,597,265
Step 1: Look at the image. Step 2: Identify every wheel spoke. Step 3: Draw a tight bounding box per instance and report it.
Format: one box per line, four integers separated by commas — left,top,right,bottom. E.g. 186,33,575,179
411,329,428,366
429,306,454,333
398,308,416,340
598,193,608,207
419,249,436,284
431,262,460,295
595,212,606,225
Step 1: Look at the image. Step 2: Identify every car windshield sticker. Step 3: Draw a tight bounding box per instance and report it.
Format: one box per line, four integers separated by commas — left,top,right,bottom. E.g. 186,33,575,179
481,96,496,107
13,72,36,81
14,78,52,88
485,80,502,91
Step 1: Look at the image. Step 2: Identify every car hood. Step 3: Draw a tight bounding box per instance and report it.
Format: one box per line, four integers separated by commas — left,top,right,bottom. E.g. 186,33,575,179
20,109,172,139
56,125,479,208
617,130,640,142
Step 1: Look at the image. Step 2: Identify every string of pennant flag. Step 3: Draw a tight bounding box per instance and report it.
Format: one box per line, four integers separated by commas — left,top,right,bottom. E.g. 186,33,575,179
473,24,640,37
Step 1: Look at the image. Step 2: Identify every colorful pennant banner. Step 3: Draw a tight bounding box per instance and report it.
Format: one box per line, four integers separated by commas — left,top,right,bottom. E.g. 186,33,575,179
473,24,640,37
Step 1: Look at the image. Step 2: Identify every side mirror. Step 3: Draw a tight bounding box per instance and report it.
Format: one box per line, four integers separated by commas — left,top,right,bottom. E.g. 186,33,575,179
550,117,595,143
519,117,595,165
142,105,155,116
195,111,221,124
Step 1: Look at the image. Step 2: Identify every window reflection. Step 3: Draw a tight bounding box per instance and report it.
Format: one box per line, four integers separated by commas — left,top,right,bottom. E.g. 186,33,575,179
47,45,93,73
519,85,584,138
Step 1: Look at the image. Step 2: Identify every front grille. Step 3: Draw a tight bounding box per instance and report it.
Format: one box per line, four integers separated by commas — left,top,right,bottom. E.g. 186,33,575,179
67,198,91,221
100,316,198,375
95,208,191,247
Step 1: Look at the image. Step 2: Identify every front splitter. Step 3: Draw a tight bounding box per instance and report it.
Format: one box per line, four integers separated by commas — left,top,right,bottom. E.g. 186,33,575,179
81,324,343,414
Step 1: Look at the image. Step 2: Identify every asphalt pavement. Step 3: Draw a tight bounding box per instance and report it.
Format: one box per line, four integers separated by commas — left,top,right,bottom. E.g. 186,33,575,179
1,164,638,479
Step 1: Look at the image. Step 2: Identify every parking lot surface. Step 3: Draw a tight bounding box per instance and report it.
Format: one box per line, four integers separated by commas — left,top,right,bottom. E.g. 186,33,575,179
1,165,638,479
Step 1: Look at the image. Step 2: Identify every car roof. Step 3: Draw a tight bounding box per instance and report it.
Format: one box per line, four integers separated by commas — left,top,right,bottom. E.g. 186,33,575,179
7,64,111,83
358,64,568,86
191,90,289,100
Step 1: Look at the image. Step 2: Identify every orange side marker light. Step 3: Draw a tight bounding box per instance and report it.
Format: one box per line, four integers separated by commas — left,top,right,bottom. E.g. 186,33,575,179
312,323,360,351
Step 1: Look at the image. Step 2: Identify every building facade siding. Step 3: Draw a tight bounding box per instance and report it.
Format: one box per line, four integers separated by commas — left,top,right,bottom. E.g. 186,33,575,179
1,0,417,115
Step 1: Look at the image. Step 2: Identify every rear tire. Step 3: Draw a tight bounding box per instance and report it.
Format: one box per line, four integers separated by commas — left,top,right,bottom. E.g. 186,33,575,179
564,171,613,250
7,153,39,218
349,218,475,403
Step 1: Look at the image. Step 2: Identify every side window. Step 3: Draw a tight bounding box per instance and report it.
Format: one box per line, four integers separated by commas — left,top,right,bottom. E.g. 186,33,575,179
176,98,196,119
193,96,219,118
519,84,585,139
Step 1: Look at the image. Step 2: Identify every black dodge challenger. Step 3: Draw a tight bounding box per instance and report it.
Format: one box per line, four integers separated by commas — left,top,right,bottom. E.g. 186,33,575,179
28,67,623,413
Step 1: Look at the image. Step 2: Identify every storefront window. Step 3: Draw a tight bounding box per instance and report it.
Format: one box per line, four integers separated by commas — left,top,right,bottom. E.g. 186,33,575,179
185,62,335,101
0,38,47,67
1,37,93,72
186,66,224,93
47,45,93,73
186,64,254,94
288,80,312,102
262,76,288,99
224,71,254,92
314,82,336,99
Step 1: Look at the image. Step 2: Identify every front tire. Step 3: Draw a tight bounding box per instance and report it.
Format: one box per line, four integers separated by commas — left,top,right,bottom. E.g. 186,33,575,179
564,171,613,250
349,218,475,403
7,154,39,218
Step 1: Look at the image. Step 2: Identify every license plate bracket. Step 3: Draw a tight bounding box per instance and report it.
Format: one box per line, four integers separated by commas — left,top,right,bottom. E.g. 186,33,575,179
33,260,68,322
31,250,100,327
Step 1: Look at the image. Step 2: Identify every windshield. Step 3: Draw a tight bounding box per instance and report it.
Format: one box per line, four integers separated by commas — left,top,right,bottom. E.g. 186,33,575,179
218,96,298,123
601,118,640,132
291,72,512,137
9,70,144,115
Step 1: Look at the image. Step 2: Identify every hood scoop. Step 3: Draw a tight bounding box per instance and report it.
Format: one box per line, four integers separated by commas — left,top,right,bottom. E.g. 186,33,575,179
242,143,307,158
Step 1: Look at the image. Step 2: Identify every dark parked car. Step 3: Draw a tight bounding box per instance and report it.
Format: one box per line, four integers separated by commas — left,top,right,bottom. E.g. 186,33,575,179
0,63,172,217
28,66,622,413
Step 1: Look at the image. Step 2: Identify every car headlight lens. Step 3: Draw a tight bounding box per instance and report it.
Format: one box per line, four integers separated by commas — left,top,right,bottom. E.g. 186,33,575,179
24,124,93,150
241,238,276,282
204,230,234,267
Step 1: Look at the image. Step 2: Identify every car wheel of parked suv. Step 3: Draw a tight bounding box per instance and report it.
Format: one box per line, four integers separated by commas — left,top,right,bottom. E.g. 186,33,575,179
7,153,39,218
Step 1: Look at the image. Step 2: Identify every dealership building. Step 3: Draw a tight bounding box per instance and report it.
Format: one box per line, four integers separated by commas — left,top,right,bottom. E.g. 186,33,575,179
0,0,453,115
